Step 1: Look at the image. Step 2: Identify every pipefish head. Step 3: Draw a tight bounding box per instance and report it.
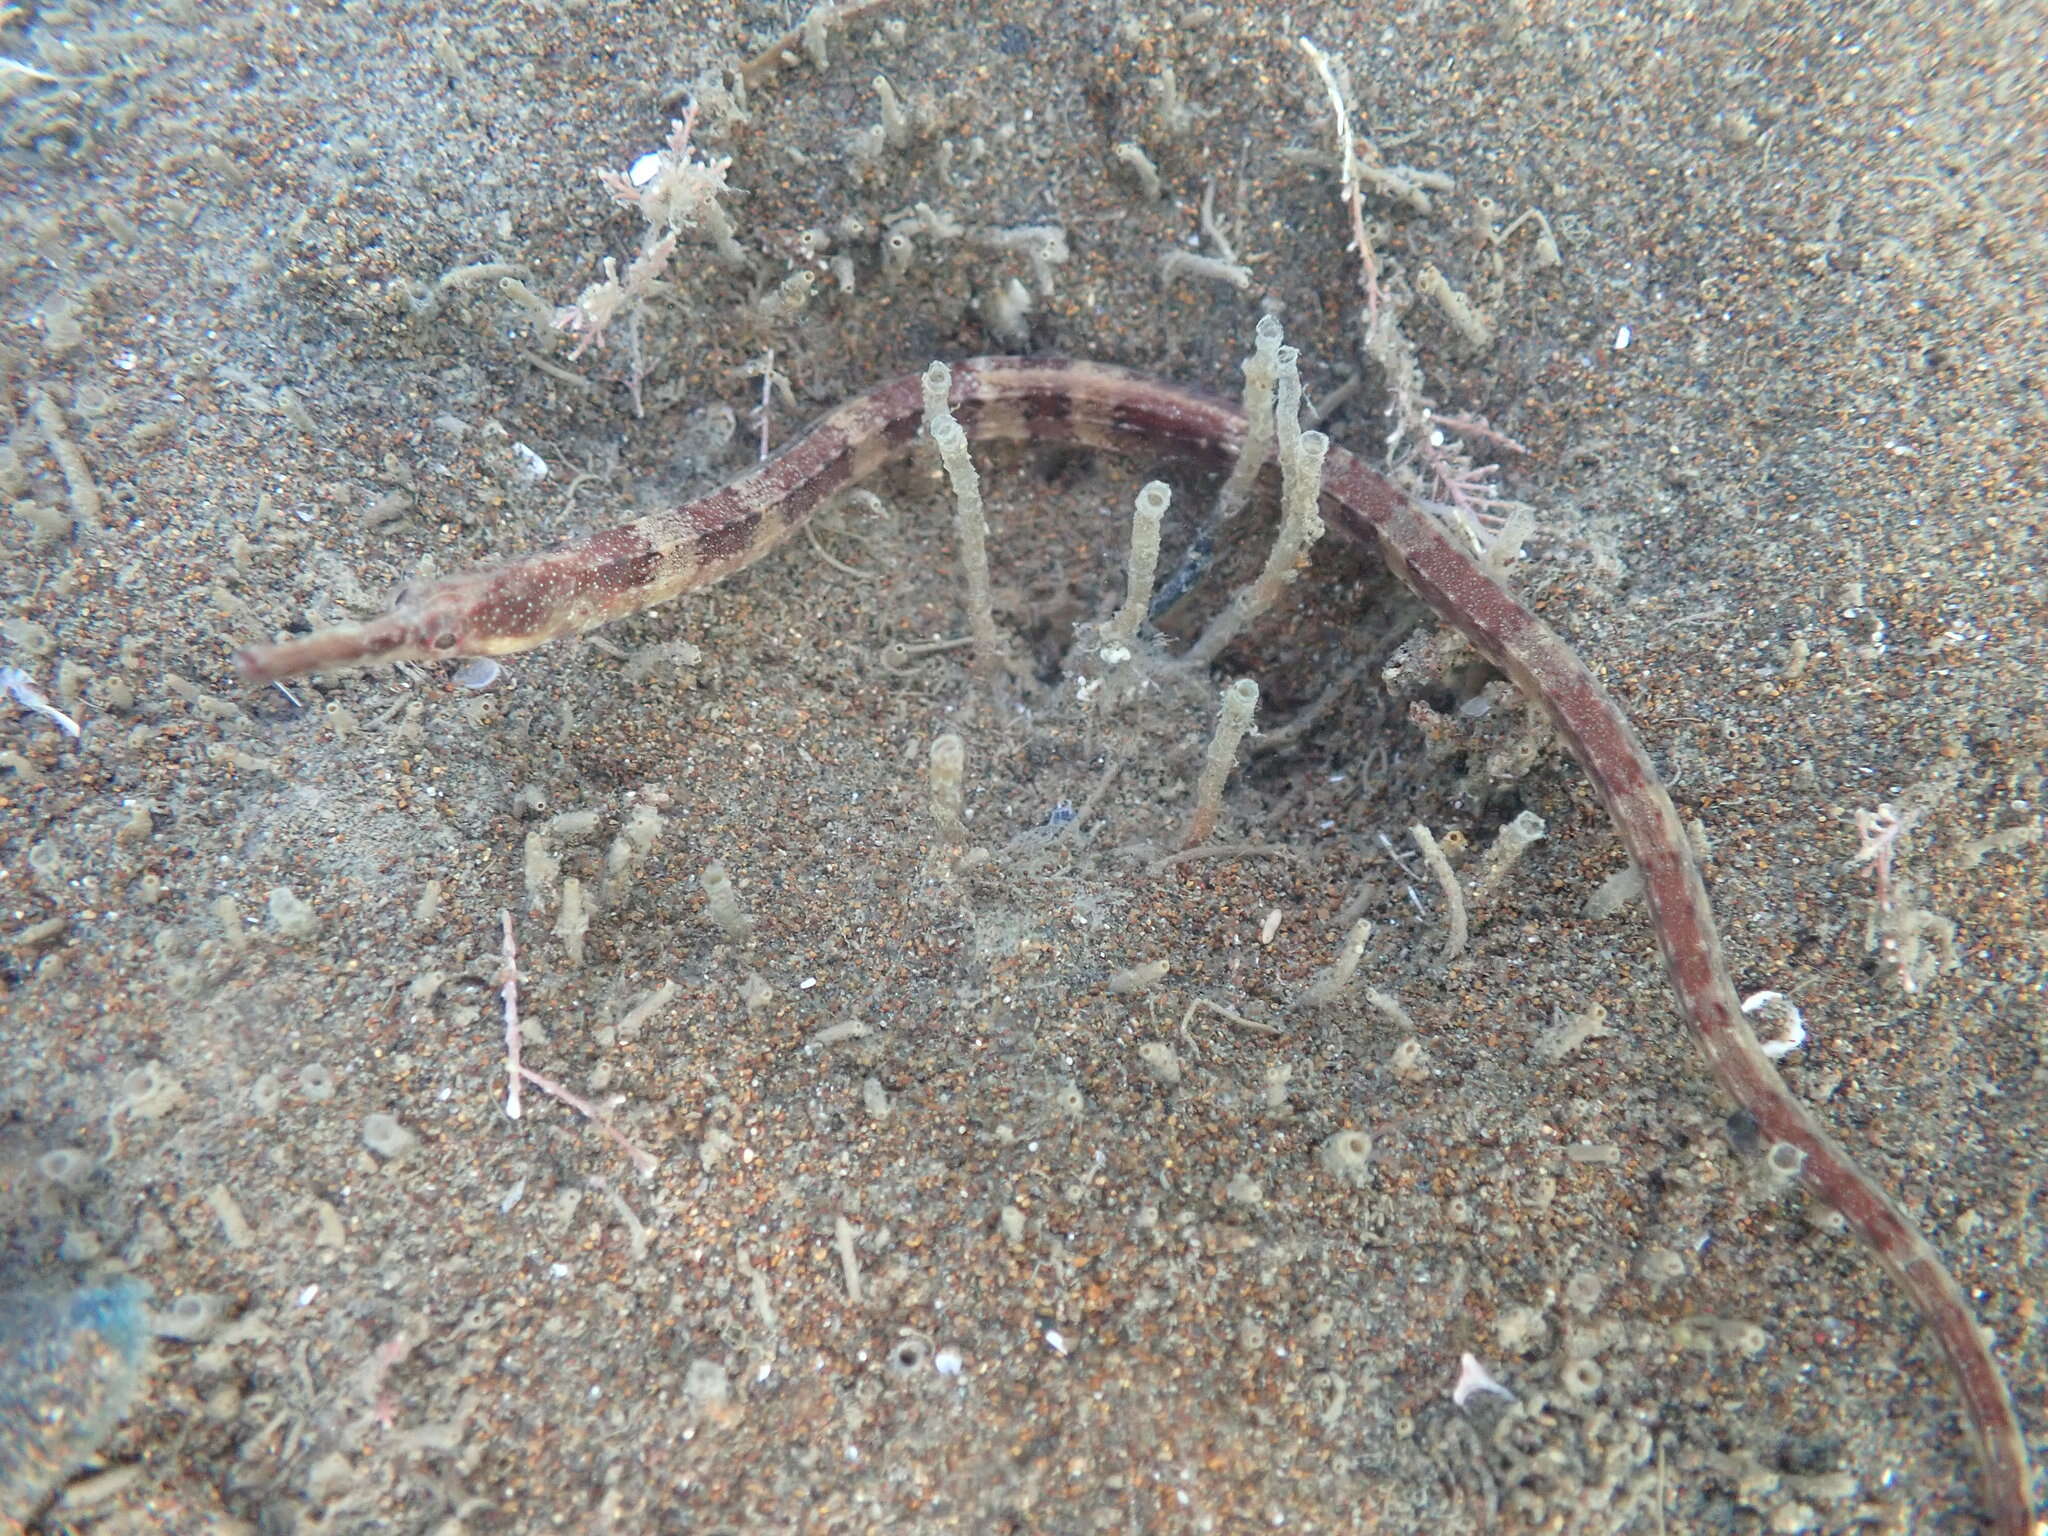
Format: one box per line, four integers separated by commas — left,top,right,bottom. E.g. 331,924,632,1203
233,567,527,685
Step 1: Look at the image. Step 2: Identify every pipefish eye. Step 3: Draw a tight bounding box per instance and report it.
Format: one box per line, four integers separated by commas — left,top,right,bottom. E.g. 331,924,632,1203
407,613,459,654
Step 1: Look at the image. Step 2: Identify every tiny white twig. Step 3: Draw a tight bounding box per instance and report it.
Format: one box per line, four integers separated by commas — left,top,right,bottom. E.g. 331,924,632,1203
515,1064,659,1177
1,58,77,84
496,909,658,1174
735,350,795,465
1431,411,1531,455
354,1329,416,1430
1848,802,1912,915
1299,37,1380,318
499,909,523,1118
1847,802,1930,992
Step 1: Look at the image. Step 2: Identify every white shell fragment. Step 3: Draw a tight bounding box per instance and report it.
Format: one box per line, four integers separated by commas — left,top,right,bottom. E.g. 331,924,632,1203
1452,1352,1516,1409
510,441,549,482
1743,990,1808,1060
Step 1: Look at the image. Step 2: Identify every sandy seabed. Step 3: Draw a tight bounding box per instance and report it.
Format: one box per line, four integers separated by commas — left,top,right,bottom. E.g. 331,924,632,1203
0,1,2041,1531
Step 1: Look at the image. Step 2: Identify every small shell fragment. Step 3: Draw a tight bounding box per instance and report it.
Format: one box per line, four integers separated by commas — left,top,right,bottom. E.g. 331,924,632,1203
1451,1352,1516,1408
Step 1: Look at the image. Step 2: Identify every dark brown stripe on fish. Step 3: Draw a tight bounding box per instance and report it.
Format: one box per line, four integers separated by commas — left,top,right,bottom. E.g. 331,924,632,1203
579,526,663,597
